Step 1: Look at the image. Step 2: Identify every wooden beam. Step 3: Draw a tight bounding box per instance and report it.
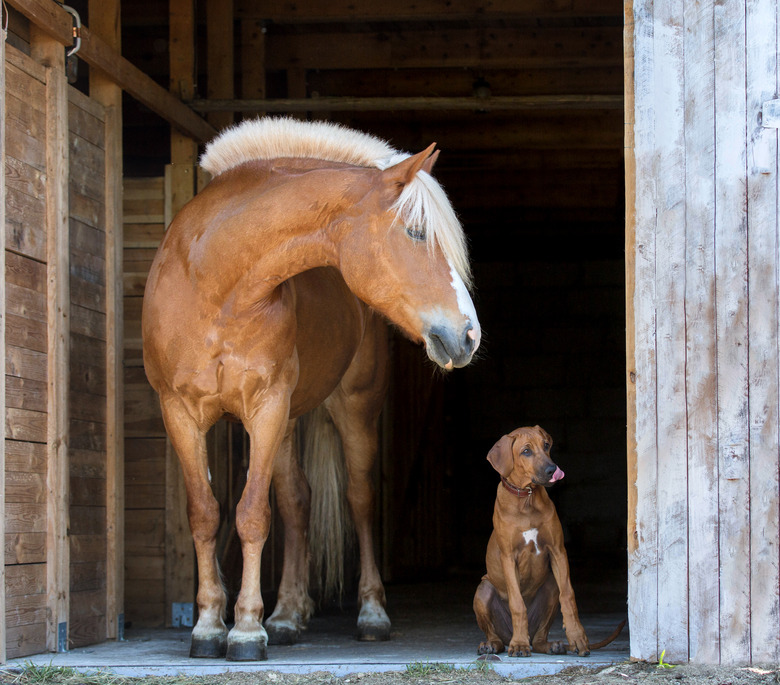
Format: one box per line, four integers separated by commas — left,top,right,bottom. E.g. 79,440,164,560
235,0,620,22
30,26,71,654
7,0,215,143
260,26,623,71
88,0,125,643
192,94,624,113
0,0,7,665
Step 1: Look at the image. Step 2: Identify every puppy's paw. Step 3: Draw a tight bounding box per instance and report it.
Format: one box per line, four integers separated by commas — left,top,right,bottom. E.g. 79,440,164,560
507,641,532,657
567,632,590,657
477,640,503,655
549,640,567,655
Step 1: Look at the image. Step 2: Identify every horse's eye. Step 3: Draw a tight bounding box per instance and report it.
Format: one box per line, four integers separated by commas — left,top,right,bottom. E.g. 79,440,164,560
405,225,426,241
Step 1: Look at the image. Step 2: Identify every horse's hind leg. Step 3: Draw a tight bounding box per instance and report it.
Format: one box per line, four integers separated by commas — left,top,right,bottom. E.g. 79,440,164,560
325,316,391,641
265,419,315,645
160,396,227,658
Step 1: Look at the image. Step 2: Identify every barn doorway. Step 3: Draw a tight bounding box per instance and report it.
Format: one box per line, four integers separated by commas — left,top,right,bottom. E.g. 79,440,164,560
120,1,627,636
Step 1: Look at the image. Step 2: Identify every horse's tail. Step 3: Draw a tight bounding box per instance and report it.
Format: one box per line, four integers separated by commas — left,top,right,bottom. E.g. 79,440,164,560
299,404,354,602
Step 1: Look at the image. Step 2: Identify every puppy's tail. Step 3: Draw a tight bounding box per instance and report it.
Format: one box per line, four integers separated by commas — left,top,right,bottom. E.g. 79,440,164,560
574,619,627,652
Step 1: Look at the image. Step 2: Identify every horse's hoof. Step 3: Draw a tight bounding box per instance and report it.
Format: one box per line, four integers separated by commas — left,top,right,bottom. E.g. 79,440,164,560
189,635,227,658
266,622,300,645
357,601,391,641
357,622,391,641
226,640,268,661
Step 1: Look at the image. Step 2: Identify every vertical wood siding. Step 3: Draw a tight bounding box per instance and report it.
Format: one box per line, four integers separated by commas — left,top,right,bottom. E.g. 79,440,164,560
627,0,780,665
68,87,108,650
4,46,51,660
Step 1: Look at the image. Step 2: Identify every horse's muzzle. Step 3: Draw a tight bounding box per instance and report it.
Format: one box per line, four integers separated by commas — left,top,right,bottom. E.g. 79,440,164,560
424,321,480,370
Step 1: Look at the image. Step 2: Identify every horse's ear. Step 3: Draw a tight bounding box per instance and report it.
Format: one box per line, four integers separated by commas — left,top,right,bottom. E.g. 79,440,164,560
487,435,515,477
383,143,437,187
421,149,440,175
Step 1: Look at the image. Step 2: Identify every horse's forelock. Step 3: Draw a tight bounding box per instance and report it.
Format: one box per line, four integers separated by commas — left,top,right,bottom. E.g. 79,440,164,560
392,172,473,290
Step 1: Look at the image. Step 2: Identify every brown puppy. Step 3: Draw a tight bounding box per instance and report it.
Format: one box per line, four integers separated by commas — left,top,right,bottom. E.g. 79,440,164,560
474,426,619,657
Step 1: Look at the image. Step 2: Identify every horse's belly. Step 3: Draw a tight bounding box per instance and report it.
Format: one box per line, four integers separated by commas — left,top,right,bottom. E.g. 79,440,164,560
288,268,366,417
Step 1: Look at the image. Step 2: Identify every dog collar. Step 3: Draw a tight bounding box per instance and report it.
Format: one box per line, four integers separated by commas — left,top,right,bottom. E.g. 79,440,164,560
501,477,534,498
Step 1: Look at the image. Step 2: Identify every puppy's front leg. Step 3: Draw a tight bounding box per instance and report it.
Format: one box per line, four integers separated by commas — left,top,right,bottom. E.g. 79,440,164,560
499,552,532,657
549,548,589,656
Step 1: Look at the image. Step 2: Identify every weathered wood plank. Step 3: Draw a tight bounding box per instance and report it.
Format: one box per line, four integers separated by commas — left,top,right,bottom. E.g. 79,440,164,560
714,0,751,665
746,0,780,663
626,0,659,662
5,185,47,261
7,345,48,382
6,313,47,353
5,622,47,659
0,30,6,659
5,531,47,564
5,501,46,533
5,439,46,473
6,407,47,443
6,563,46,596
33,26,72,652
5,471,46,504
7,373,47,414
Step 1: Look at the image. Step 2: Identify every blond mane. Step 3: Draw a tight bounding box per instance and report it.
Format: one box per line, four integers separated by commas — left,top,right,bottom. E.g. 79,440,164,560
200,117,471,287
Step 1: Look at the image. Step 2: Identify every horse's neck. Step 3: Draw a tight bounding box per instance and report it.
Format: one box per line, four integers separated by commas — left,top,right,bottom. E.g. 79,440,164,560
185,163,364,310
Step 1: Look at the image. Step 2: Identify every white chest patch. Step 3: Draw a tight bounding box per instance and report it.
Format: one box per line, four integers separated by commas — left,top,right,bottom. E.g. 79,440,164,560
522,528,541,555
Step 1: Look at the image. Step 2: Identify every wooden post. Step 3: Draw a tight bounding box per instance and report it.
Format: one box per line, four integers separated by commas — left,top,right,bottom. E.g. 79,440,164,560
166,0,198,626
88,0,125,642
207,0,234,131
746,0,780,664
1,0,8,665
240,17,265,120
30,26,71,653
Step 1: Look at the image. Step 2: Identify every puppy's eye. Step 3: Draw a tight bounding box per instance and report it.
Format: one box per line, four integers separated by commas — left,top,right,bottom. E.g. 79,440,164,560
522,448,532,456
405,225,426,241
543,442,550,451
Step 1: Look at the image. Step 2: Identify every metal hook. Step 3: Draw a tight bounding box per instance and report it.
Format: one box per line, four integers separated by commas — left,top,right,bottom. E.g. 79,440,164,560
62,4,81,57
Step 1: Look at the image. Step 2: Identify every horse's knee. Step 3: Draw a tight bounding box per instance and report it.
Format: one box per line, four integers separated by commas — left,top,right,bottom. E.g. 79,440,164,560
187,495,220,542
235,495,271,544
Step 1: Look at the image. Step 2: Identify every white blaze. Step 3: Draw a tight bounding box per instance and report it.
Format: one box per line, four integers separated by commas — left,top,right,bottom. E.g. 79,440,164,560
449,265,481,351
523,528,541,555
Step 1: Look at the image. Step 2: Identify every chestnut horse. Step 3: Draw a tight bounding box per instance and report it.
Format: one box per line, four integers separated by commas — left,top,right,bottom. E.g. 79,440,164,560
142,117,481,661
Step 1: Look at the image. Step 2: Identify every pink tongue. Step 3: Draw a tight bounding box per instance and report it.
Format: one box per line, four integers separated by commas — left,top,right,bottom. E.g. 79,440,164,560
550,467,565,483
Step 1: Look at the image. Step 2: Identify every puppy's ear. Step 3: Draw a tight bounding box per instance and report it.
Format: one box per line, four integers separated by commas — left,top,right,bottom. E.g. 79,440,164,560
487,435,515,477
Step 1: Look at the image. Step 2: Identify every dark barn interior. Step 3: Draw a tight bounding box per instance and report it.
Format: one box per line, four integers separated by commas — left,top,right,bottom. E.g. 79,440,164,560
10,0,627,633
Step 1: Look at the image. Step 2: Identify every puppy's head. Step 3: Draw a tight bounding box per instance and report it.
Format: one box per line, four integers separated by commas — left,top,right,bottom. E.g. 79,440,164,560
487,425,564,488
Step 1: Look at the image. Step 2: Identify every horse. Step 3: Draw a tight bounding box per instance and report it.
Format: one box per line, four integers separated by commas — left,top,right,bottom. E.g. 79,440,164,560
142,117,481,661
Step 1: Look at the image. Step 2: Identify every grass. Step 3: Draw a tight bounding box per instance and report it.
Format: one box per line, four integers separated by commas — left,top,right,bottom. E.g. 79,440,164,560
404,661,494,678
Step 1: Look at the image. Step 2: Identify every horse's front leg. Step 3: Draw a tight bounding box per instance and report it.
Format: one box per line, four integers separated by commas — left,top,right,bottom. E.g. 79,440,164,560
227,398,290,662
159,395,227,658
265,419,315,645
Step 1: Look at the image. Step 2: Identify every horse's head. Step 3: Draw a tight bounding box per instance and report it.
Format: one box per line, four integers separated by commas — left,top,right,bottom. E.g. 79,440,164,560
337,145,481,370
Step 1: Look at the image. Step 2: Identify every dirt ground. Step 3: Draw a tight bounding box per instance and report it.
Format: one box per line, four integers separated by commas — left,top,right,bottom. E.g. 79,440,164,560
3,660,779,685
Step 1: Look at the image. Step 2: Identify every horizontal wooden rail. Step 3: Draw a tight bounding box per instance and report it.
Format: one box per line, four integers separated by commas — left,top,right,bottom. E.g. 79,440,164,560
192,94,624,113
8,0,217,143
